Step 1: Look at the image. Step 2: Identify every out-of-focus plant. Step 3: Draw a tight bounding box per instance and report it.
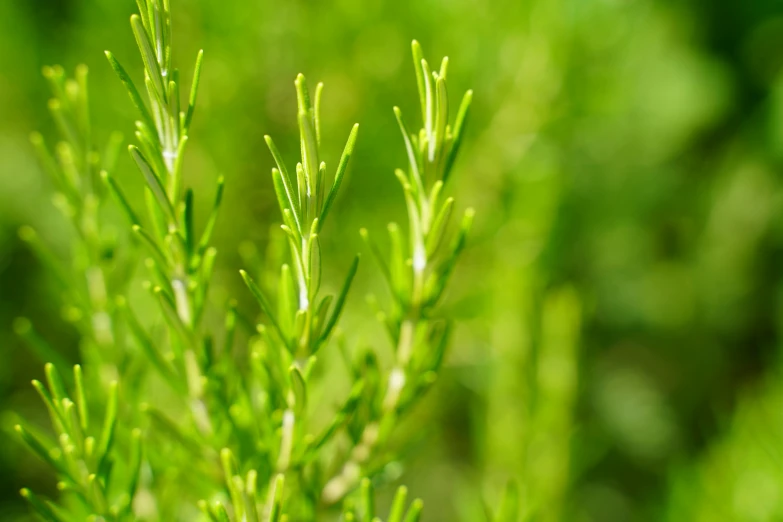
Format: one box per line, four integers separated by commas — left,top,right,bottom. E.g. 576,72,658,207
15,363,141,521
665,375,783,522
18,63,125,372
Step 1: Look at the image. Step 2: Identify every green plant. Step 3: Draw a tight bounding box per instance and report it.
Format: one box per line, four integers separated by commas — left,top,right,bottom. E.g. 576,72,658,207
13,1,476,520
19,63,126,371
15,364,140,521
323,40,474,503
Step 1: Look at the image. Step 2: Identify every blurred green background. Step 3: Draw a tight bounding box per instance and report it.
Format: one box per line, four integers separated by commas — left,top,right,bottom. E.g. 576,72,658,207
3,0,783,520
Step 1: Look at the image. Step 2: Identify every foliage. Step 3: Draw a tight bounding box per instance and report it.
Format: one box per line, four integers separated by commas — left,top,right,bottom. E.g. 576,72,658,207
10,1,476,521
5,0,783,521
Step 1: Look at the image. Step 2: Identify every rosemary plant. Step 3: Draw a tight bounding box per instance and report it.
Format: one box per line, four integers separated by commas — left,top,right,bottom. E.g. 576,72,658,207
183,69,364,520
323,41,474,502
14,1,477,520
103,0,215,406
21,64,126,372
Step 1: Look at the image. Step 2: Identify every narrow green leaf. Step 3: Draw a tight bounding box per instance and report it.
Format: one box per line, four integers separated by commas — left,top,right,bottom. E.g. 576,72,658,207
72,365,88,431
289,365,307,415
438,56,449,82
246,470,260,522
426,197,454,256
73,64,91,155
361,478,375,522
183,189,195,255
388,486,408,522
20,489,65,522
145,186,168,244
313,295,333,340
266,474,285,522
101,171,141,225
308,233,322,300
198,175,225,256
240,270,286,343
198,500,219,522
210,503,231,522
15,425,61,473
168,74,180,130
388,223,409,300
443,89,472,182
294,73,312,114
316,161,326,217
125,429,143,514
61,399,83,449
296,162,307,219
314,82,324,147
220,448,242,513
129,145,176,222
31,380,66,435
272,168,301,233
135,124,165,172
320,123,359,224
104,51,156,133
96,381,118,481
279,264,296,338
44,363,67,406
411,40,427,124
426,208,474,305
319,254,360,345
133,226,169,273
434,76,449,166
130,14,165,99
359,228,392,290
281,209,302,247
429,323,452,375
41,65,67,106
298,109,319,202
184,49,204,132
265,136,302,231
170,134,189,202
420,58,435,161
403,499,423,522
393,108,424,197
154,286,194,347
135,0,150,30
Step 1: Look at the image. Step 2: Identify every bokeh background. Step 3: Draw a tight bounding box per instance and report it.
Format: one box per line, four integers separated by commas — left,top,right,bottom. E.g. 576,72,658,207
3,0,783,520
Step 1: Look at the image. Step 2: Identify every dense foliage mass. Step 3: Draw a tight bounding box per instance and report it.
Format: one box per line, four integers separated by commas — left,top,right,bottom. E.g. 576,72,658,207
7,1,479,520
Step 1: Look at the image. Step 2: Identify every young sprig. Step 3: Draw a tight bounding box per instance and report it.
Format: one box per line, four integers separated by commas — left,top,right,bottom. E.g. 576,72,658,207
340,479,423,522
104,0,221,409
198,448,285,522
16,364,142,521
241,74,360,360
324,40,474,503
237,74,360,517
